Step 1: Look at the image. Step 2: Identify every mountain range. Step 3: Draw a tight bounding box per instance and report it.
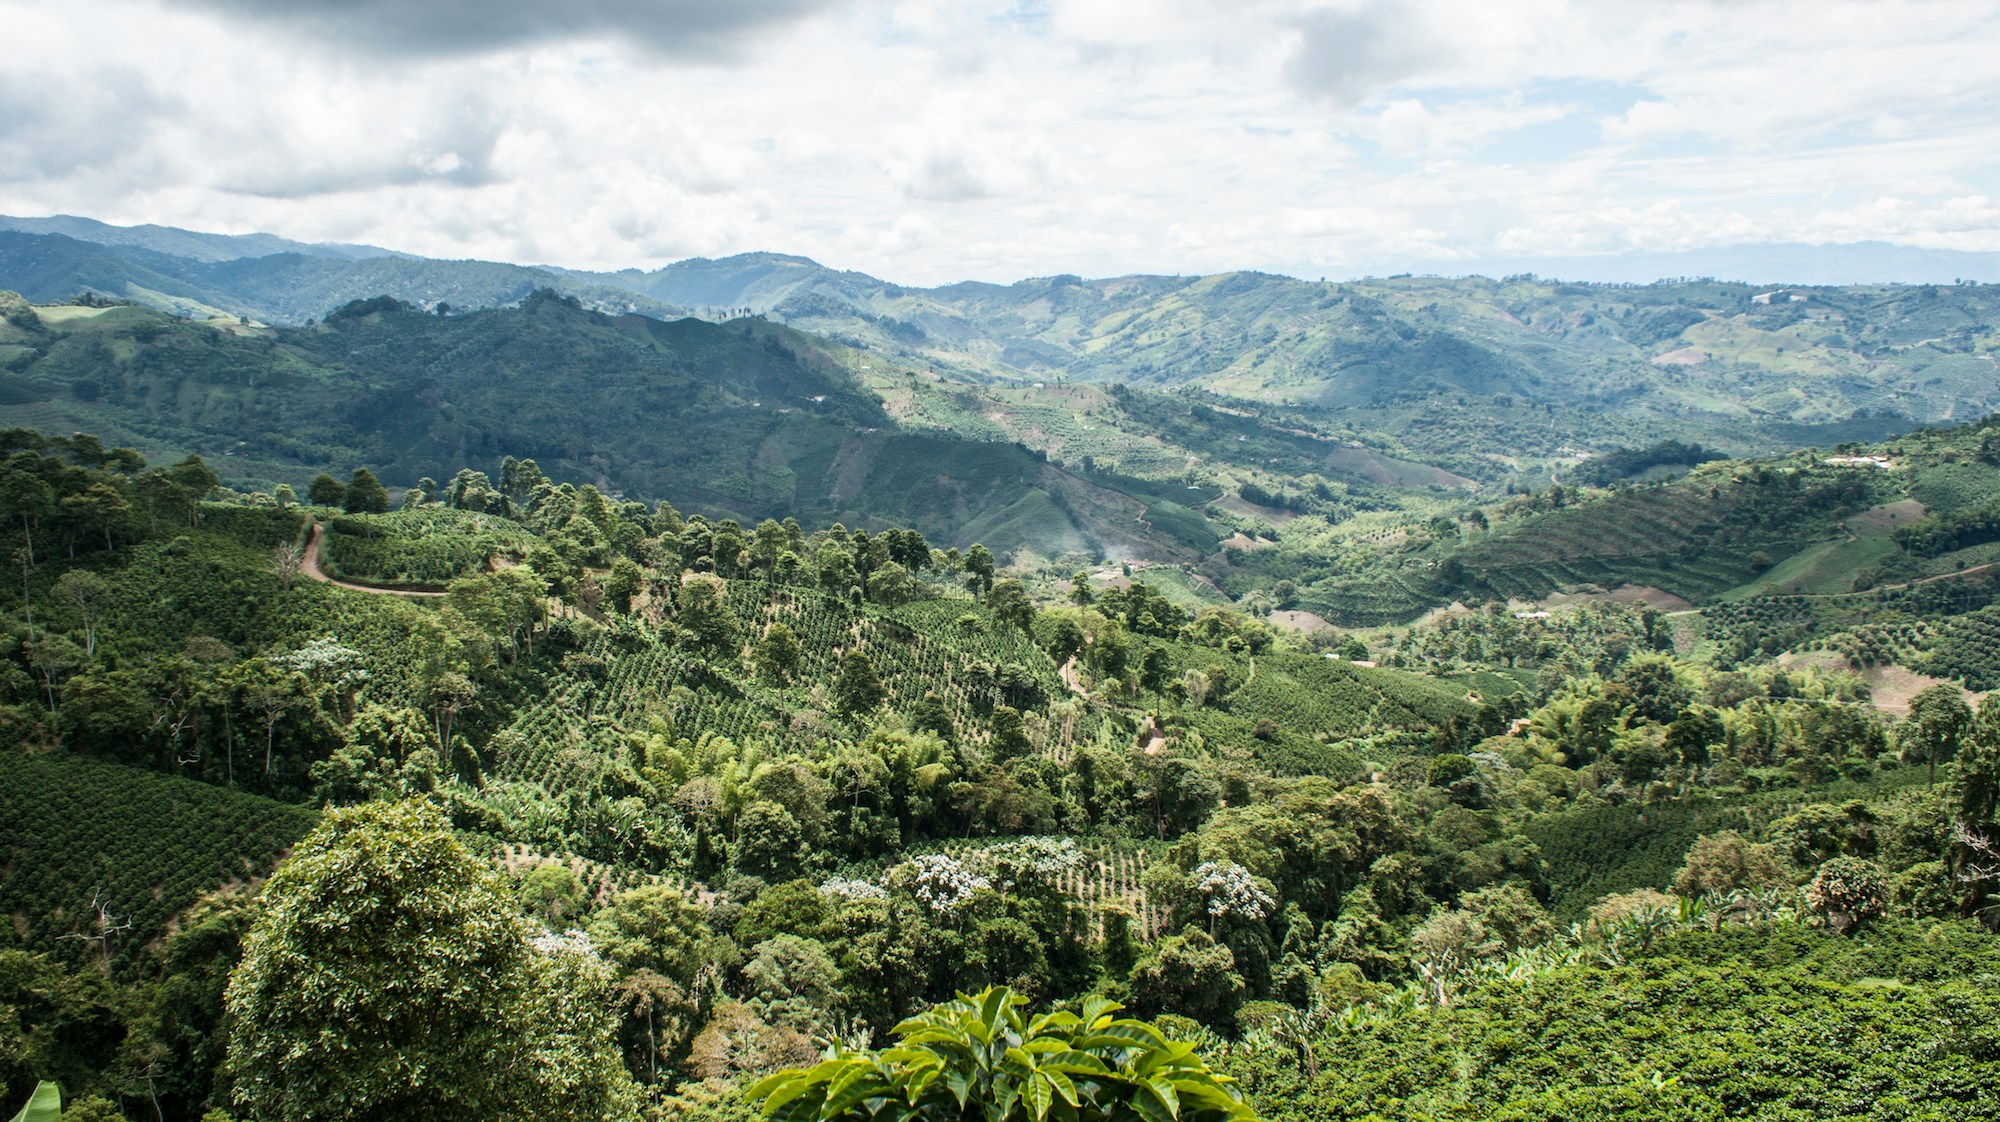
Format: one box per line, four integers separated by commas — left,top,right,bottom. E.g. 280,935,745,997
5,214,2000,596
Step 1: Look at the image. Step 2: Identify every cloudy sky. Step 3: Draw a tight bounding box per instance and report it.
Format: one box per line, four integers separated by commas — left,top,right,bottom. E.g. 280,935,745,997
2,0,1997,284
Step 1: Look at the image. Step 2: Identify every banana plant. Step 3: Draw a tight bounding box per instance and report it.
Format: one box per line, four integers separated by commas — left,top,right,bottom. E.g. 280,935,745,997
5,1082,59,1122
750,986,1259,1122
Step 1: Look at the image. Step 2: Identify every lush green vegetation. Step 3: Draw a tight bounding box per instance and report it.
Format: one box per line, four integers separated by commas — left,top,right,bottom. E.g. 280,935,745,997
0,293,1997,1120
317,508,537,586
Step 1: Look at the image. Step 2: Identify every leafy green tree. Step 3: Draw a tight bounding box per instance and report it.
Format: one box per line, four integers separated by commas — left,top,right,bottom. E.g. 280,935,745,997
306,473,345,508
1906,684,1974,788
1069,569,1095,606
988,705,1031,760
835,649,887,717
749,986,1256,1122
987,579,1034,633
676,574,741,656
755,622,806,684
224,801,637,1122
1130,928,1246,1027
517,864,587,927
963,544,996,594
605,557,644,614
342,468,390,515
867,561,922,606
814,542,860,599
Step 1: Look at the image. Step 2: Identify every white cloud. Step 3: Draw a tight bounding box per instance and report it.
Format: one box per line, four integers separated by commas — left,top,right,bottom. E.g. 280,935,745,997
0,0,1995,283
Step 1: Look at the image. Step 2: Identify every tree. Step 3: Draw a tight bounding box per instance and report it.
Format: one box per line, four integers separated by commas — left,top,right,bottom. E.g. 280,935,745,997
164,456,219,526
343,468,390,515
987,705,1031,760
1129,929,1246,1028
52,570,109,657
866,560,921,606
1906,684,1974,788
605,557,644,614
755,622,805,685
676,575,741,655
1139,647,1172,716
835,649,887,717
749,986,1256,1122
1951,697,2000,920
224,801,637,1122
1672,830,1791,896
270,542,305,592
987,578,1033,633
1069,569,1095,606
1803,856,1889,934
963,543,996,594
306,473,345,508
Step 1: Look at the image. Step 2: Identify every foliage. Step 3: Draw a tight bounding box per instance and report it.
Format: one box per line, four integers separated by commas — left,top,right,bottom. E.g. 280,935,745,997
748,986,1257,1122
0,752,314,974
5,1083,58,1122
1801,856,1889,933
224,800,638,1122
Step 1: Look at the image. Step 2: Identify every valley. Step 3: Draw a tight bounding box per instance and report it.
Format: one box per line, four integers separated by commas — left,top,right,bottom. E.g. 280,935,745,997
1,238,1998,1122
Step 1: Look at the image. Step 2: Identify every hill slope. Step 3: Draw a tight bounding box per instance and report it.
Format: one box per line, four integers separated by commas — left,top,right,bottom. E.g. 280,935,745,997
0,290,1217,559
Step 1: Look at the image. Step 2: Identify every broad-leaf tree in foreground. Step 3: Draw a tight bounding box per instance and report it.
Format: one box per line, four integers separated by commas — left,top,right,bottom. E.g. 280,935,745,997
223,800,637,1122
750,986,1258,1122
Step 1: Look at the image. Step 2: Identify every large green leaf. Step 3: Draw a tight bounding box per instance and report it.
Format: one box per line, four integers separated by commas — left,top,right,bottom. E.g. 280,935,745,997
5,1083,59,1122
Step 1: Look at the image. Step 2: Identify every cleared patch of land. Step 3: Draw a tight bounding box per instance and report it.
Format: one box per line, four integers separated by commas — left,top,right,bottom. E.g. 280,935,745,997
1651,346,1707,366
1541,584,1695,612
1779,650,1982,716
1269,609,1333,634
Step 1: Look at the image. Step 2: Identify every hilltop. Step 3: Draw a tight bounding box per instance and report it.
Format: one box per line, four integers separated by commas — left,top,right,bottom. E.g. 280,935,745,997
9,218,2000,496
0,289,1226,560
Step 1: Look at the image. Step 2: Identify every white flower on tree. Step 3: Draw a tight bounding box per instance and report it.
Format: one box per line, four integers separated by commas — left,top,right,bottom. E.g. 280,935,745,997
529,927,600,959
897,854,992,913
1192,860,1275,932
983,836,1082,889
817,876,888,901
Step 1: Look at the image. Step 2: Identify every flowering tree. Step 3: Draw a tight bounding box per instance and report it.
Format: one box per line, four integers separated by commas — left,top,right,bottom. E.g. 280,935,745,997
819,876,889,902
1803,856,1889,934
1192,861,1275,934
892,854,993,914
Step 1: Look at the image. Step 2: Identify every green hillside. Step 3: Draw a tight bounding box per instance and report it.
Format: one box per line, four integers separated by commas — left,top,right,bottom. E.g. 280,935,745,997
0,424,1994,1122
0,289,1221,560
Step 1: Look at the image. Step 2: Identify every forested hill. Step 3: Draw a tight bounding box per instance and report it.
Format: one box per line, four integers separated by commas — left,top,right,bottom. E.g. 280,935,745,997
0,229,688,324
0,289,1217,560
10,218,2000,483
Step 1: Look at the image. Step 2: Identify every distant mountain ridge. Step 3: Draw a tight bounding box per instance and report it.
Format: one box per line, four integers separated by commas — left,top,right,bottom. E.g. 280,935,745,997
0,213,407,263
5,214,2000,497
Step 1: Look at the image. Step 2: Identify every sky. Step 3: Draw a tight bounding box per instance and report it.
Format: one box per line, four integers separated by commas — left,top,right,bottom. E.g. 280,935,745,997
2,0,1998,285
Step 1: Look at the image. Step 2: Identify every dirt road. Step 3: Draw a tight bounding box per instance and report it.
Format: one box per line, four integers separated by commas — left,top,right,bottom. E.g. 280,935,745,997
299,522,448,598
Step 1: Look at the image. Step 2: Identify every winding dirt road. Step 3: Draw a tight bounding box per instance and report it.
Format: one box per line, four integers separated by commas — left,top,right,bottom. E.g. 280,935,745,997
299,522,448,598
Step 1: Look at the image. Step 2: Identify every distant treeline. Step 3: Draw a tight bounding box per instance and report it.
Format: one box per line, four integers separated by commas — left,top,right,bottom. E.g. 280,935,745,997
1896,500,2000,558
1569,439,1725,487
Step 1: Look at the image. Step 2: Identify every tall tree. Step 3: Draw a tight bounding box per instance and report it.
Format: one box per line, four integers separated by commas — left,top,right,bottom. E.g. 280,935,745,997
224,801,637,1122
343,468,391,515
835,649,887,717
306,473,345,508
1906,684,1974,788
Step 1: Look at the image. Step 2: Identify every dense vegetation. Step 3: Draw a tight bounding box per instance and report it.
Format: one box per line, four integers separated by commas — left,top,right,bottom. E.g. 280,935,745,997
3,236,1999,1121
0,410,1993,1122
